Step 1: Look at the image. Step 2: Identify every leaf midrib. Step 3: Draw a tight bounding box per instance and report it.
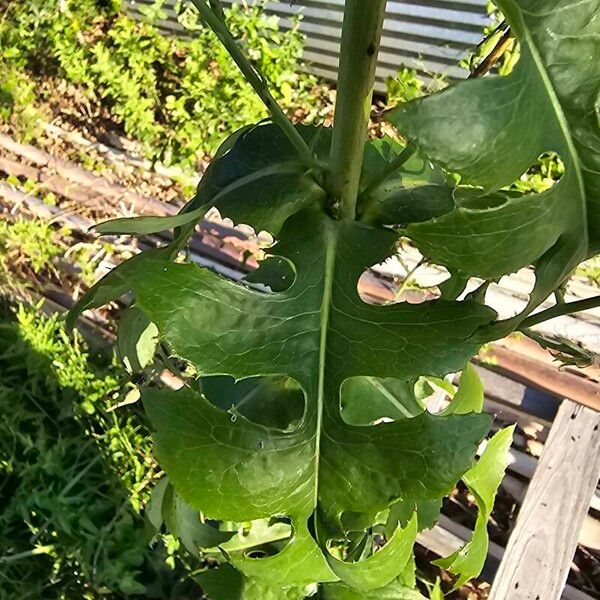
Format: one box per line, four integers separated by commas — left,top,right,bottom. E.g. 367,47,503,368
313,217,339,508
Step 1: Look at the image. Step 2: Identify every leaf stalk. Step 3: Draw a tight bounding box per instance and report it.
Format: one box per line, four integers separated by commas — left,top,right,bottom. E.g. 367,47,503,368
328,0,387,220
189,0,317,167
519,295,600,329
359,141,417,200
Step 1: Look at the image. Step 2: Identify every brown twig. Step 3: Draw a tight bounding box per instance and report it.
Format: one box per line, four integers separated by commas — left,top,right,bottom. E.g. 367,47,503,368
469,28,513,79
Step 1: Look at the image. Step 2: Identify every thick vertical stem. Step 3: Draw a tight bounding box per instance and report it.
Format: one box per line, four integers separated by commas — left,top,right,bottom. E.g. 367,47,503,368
328,0,387,220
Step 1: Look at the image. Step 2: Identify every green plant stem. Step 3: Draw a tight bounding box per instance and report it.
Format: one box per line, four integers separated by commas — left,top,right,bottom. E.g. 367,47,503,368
519,295,600,329
189,0,317,167
328,0,387,220
360,142,417,198
0,545,55,563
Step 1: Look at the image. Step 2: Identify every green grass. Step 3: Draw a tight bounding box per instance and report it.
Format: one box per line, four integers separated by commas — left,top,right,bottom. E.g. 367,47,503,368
0,304,196,598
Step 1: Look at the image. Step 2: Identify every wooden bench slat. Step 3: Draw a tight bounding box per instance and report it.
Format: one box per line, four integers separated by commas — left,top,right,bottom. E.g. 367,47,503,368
489,400,600,600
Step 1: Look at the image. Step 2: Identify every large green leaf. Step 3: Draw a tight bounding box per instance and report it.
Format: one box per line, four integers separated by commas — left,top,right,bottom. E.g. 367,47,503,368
67,106,523,594
387,0,599,306
63,0,600,595
68,144,497,592
87,206,493,589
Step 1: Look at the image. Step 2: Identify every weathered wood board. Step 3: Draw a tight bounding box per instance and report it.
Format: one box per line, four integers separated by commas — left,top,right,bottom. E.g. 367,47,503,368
489,400,600,600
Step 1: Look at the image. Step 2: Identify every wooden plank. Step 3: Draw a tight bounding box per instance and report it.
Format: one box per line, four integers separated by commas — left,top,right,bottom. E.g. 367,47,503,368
485,345,600,413
489,400,600,600
416,519,594,600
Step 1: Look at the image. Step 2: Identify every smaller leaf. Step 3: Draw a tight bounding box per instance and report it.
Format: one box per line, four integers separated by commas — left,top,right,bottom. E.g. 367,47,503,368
216,519,292,554
434,426,514,588
429,578,444,600
385,498,441,539
325,513,417,591
523,329,596,369
117,306,158,373
358,136,454,225
441,363,484,416
94,205,205,236
340,377,424,425
146,477,169,531
66,247,170,329
192,123,329,235
162,482,234,553
421,377,455,398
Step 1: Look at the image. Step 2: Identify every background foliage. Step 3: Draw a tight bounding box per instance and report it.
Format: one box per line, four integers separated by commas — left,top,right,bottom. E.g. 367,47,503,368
0,0,323,171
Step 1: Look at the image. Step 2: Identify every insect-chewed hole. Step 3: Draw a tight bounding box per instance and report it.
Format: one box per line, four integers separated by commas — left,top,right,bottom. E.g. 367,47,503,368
513,152,564,194
480,266,535,319
197,207,277,284
340,376,425,425
358,240,450,306
220,516,293,559
326,518,395,564
454,187,509,210
191,209,298,294
198,374,305,432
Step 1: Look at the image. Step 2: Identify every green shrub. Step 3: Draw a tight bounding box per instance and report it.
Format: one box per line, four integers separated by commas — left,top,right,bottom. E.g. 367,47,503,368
575,255,600,286
386,67,425,104
0,0,321,171
0,218,62,275
0,64,44,141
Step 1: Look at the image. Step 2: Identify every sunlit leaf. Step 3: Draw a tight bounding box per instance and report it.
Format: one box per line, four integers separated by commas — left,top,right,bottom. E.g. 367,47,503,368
434,426,514,588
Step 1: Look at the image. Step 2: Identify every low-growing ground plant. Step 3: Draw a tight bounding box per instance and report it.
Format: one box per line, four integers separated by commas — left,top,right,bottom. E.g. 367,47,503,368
0,0,323,172
68,0,600,598
0,306,196,598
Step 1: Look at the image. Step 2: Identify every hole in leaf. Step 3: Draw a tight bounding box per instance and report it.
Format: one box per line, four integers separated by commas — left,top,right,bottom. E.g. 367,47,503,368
513,152,564,194
481,267,534,319
340,376,425,425
326,528,386,563
358,239,449,305
198,374,305,432
216,516,293,559
453,187,509,210
197,207,276,280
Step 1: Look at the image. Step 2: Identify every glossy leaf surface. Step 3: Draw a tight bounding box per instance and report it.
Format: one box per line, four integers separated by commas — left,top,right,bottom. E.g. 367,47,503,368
387,0,599,300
